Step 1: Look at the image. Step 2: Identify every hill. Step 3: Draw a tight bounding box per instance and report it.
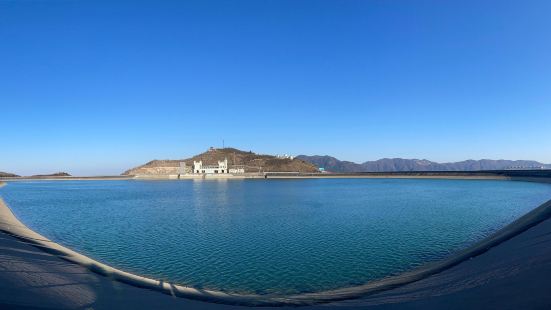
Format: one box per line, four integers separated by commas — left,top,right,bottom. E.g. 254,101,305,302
123,148,319,176
294,155,366,173
296,155,550,173
30,172,71,177
0,171,20,178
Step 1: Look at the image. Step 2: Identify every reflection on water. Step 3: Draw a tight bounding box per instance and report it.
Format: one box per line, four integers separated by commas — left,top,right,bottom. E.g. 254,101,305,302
1,179,550,295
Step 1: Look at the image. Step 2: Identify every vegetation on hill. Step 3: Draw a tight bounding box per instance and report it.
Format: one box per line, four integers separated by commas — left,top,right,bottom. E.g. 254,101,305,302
123,148,319,175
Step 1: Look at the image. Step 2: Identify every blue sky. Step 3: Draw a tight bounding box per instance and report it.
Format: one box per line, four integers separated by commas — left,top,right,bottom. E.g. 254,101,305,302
1,0,550,176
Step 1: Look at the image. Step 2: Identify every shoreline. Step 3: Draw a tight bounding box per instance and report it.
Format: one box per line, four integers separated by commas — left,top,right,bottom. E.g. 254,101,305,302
0,176,133,181
4,169,551,182
1,178,551,306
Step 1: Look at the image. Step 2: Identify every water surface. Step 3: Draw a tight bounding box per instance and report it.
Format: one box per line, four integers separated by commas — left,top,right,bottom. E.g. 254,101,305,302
1,179,550,295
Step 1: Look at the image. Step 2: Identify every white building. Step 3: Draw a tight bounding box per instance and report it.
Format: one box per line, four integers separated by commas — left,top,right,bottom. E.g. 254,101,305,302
276,154,294,160
193,158,229,174
229,165,245,174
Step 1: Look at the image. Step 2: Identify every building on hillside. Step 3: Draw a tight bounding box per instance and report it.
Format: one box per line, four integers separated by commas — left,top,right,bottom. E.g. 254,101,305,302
276,154,294,160
229,165,245,174
193,158,229,174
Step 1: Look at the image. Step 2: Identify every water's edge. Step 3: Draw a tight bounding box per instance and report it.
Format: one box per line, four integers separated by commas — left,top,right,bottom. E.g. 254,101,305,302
1,178,550,306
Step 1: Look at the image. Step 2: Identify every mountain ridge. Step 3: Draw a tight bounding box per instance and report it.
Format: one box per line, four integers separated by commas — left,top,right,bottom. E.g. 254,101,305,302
296,155,551,173
30,172,71,177
0,171,20,178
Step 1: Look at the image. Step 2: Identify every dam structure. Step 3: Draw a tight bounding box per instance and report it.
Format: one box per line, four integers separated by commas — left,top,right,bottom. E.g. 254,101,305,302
192,158,245,175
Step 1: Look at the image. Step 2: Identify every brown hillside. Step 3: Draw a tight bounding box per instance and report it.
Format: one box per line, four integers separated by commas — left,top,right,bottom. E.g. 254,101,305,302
123,148,319,176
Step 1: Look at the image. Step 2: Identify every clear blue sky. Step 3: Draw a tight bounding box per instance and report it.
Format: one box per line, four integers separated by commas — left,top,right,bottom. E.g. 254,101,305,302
1,0,550,176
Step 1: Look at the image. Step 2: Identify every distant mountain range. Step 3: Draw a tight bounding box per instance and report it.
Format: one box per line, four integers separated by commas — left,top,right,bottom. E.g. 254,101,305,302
296,155,551,173
0,172,72,178
30,172,71,177
0,171,19,178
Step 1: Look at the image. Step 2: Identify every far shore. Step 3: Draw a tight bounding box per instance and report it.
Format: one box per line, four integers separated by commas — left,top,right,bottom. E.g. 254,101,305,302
2,169,551,183
0,176,134,181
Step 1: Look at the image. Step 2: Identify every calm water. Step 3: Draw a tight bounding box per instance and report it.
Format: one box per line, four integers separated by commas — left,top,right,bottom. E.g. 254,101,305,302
1,179,550,295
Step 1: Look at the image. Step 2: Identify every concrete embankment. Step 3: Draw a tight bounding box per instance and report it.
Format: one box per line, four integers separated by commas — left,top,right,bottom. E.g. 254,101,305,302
131,169,551,181
265,169,551,181
0,197,295,307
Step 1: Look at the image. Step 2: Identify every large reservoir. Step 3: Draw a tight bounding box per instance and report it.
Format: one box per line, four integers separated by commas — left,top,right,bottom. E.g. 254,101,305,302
1,179,550,295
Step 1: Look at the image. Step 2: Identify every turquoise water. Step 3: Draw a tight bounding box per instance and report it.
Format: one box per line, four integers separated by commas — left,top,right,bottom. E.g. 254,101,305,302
1,179,550,295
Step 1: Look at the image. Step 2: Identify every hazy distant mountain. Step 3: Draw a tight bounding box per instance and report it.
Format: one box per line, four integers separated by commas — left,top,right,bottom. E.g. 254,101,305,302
0,171,19,177
293,155,366,173
296,155,550,173
30,172,71,177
